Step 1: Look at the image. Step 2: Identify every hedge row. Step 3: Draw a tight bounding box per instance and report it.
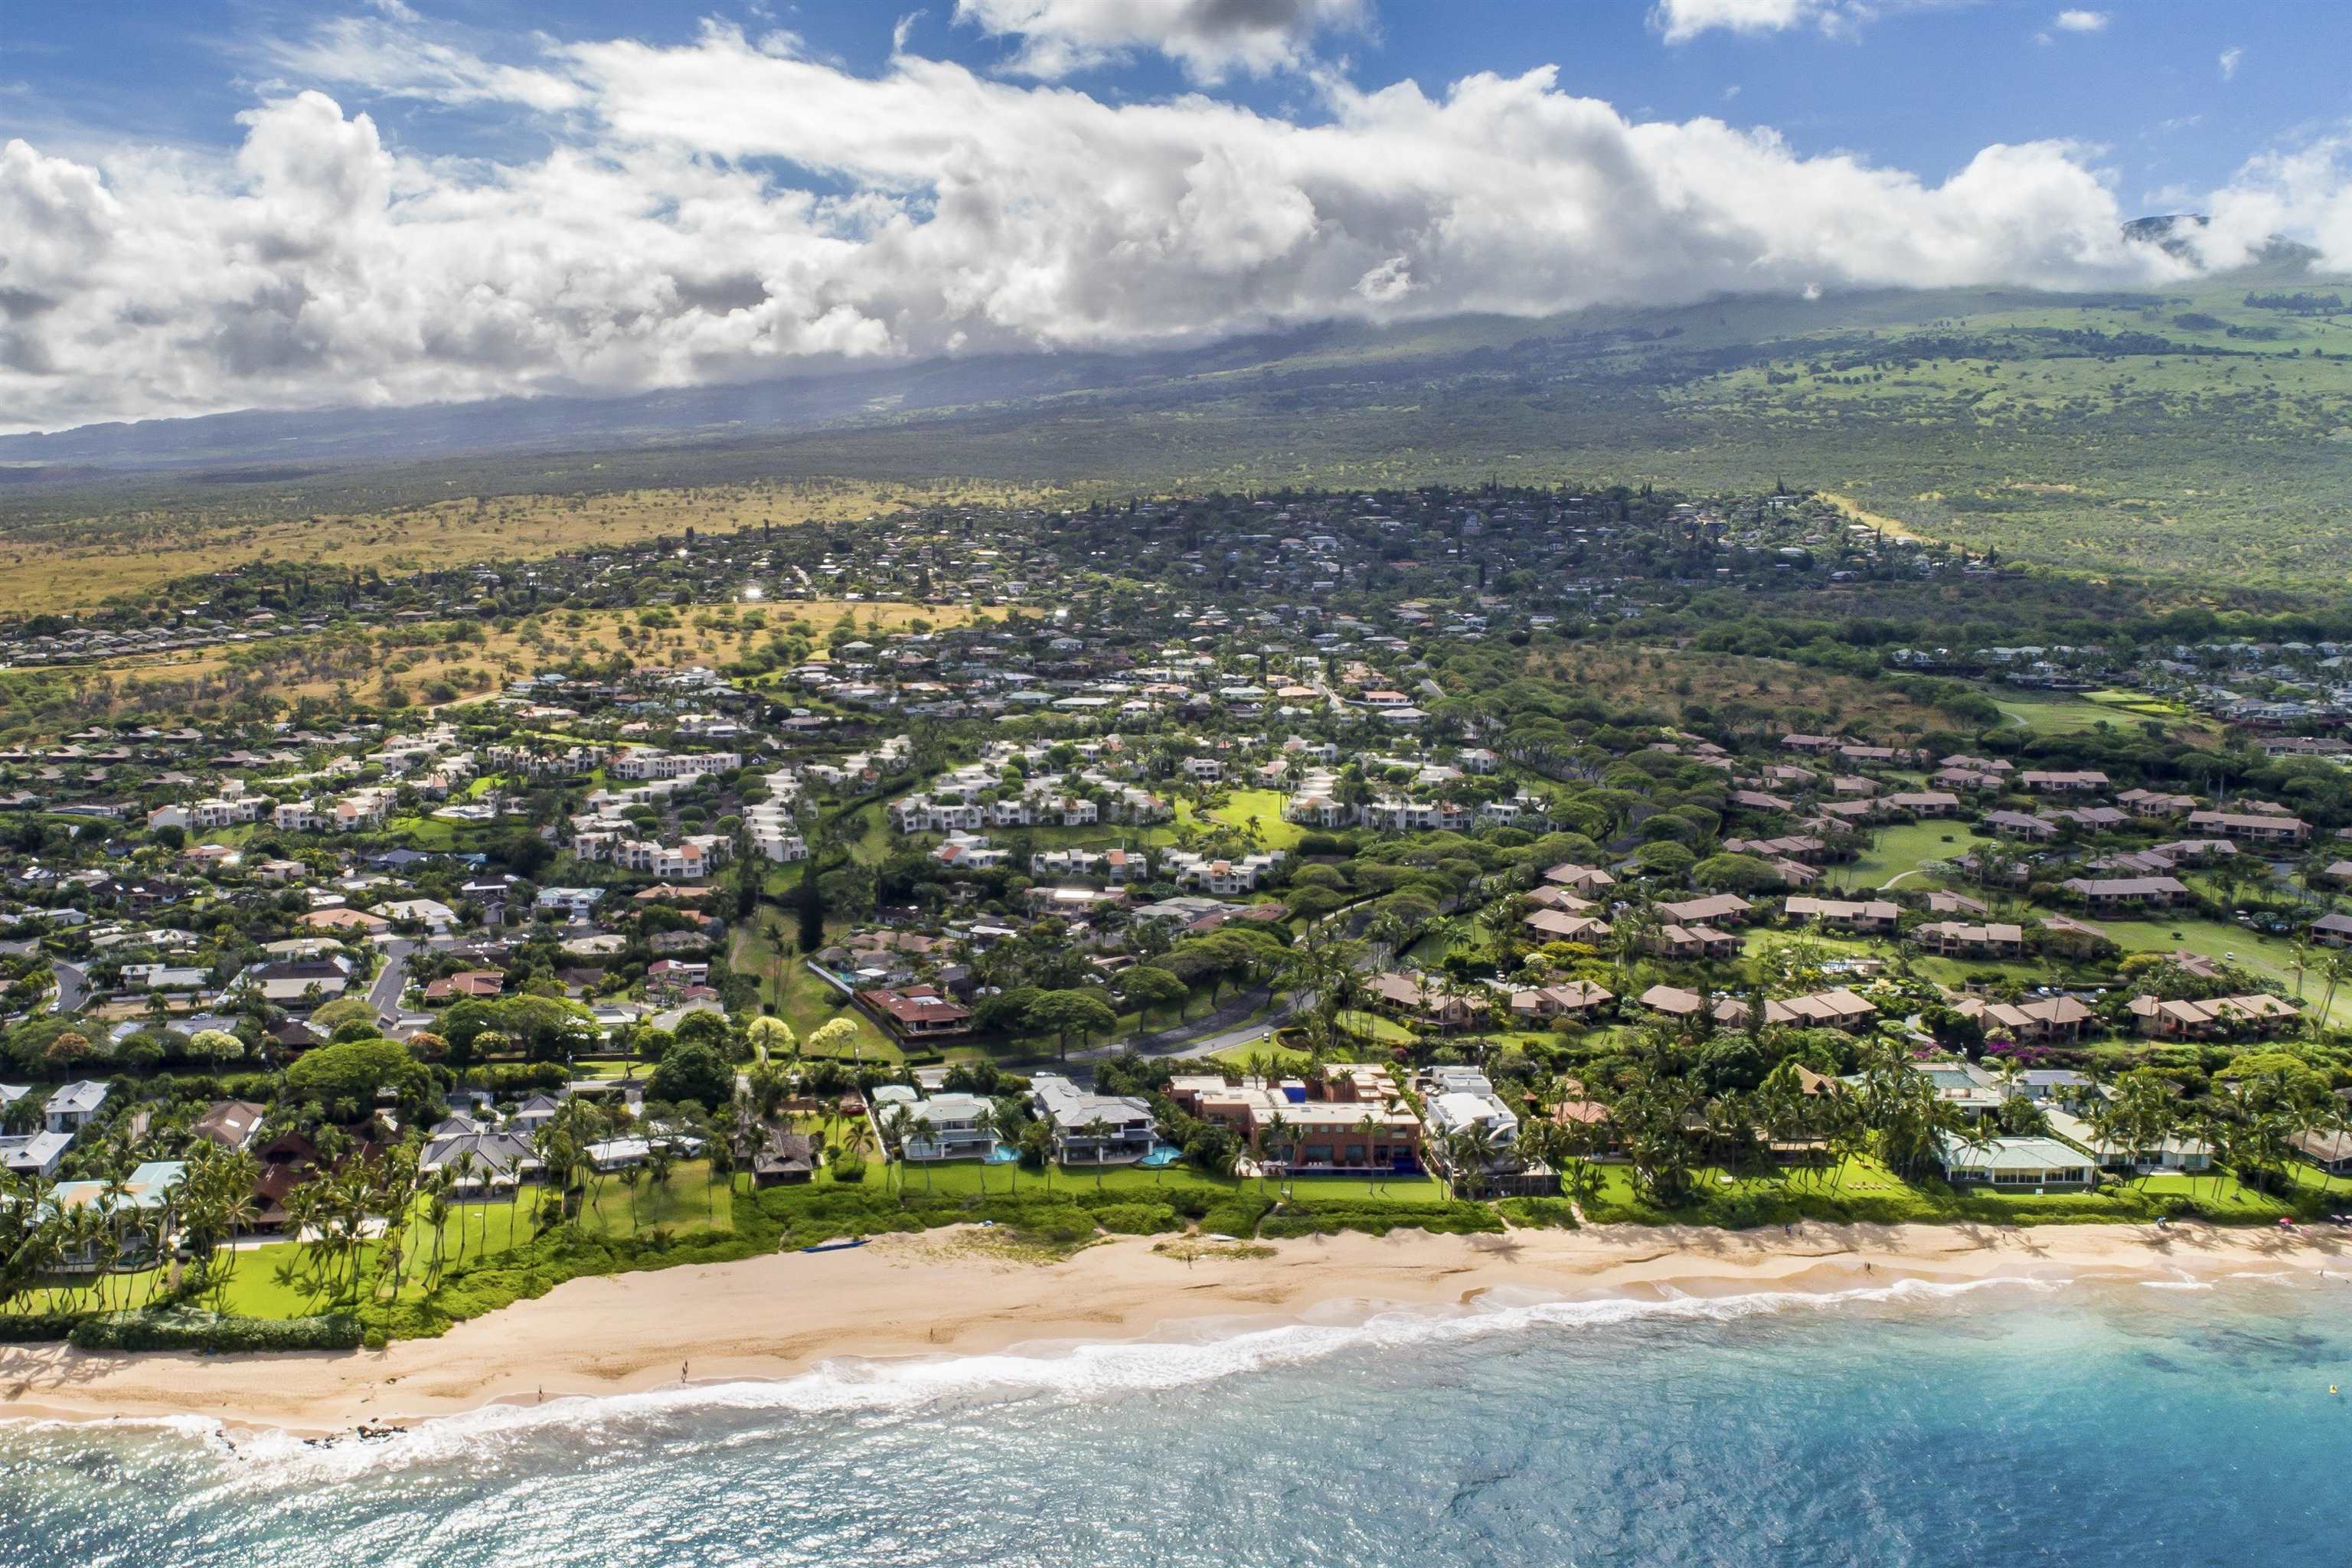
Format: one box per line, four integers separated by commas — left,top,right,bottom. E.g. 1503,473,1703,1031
69,1308,362,1353
1257,1199,1504,1240
1581,1176,2327,1230
0,1312,82,1344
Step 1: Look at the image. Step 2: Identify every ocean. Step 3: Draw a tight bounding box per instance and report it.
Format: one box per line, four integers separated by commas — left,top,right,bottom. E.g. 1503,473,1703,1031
4,1272,2350,1566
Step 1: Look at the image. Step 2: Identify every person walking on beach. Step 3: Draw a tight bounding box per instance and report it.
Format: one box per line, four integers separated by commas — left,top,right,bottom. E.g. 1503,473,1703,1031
681,1361,690,1383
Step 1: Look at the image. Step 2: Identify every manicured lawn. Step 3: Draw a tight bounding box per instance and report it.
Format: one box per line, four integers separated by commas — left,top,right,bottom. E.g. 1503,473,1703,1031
1335,1008,1416,1046
1205,1040,1319,1075
7,1243,335,1320
1178,789,1305,850
877,1156,1446,1204
2102,913,2348,1027
381,1160,736,1290
1843,821,1971,890
1994,691,2133,737
570,1057,646,1081
732,906,900,1060
580,1158,736,1239
843,802,893,867
1576,1152,2329,1227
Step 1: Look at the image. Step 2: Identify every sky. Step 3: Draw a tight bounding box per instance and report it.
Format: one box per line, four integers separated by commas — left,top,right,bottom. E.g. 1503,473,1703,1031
1,0,2348,433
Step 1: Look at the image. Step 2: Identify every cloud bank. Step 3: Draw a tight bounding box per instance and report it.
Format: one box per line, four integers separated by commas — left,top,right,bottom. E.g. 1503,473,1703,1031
952,0,1367,80
0,12,2339,433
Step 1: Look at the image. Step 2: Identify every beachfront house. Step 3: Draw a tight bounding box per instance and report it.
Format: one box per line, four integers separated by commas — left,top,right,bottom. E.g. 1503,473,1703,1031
897,1093,1002,1161
1934,1132,2099,1190
41,1161,188,1269
1030,1073,1157,1166
2047,1108,2210,1175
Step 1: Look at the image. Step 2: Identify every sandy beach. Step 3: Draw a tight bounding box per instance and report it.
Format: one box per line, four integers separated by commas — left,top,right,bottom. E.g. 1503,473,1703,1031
2,1220,2342,1436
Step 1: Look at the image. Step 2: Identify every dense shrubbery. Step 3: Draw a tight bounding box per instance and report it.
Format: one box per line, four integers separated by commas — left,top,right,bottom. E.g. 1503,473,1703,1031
69,1308,362,1353
1091,1202,1184,1235
1579,1174,2323,1230
1257,1199,1503,1239
0,1312,83,1344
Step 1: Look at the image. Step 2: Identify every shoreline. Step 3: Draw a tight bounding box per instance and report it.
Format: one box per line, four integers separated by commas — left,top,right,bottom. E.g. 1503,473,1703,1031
2,1220,2344,1438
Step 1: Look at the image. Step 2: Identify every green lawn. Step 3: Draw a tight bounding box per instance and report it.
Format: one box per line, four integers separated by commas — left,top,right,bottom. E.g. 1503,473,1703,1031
1204,1040,1319,1075
844,802,893,867
1994,691,2132,737
1334,1008,1416,1046
877,1155,1446,1204
2102,913,2350,1027
1180,789,1305,851
1576,1152,2329,1227
732,906,900,1061
1843,820,1970,890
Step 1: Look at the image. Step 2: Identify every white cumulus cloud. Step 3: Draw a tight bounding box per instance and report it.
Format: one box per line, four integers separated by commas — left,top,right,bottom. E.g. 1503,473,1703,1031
1651,0,1899,44
2219,45,2243,80
2,13,2346,435
952,0,1367,81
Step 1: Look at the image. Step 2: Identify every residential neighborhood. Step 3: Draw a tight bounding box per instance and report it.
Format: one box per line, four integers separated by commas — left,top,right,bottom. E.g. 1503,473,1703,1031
1,485,2350,1353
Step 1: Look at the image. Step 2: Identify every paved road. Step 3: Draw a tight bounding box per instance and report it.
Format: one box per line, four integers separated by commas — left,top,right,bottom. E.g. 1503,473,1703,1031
50,960,86,1015
369,939,416,1018
1080,986,1302,1063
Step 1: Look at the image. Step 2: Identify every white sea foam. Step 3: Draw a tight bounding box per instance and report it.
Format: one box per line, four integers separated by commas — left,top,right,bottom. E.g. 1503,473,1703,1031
192,1272,2060,1484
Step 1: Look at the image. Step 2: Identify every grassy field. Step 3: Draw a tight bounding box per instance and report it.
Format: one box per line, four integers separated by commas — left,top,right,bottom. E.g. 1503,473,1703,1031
879,1154,1447,1204
1580,1153,2317,1227
1842,820,1971,889
0,479,1041,615
55,599,980,717
1180,789,1304,850
732,906,900,1061
1334,1008,1417,1046
1992,688,2207,741
2,1160,733,1321
2101,913,2349,1027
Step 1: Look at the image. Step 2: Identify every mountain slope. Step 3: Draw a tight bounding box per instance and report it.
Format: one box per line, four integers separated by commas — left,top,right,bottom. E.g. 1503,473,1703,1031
3,258,2349,603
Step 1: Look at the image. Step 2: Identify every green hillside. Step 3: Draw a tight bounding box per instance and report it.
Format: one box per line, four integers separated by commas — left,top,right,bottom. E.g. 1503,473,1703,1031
6,258,2349,595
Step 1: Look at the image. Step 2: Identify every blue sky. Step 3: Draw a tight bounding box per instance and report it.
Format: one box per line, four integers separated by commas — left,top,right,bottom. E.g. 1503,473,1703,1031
2,1,2348,431
6,1,2337,210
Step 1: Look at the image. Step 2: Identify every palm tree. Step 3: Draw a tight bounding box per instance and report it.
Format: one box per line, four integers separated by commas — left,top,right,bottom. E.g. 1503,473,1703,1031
1354,1112,1383,1187
970,1106,998,1195
1081,1117,1115,1191
882,1106,914,1201
97,1168,135,1307
2318,948,2352,1039
1257,1110,1289,1194
911,1116,938,1194
425,1187,452,1283
646,1142,678,1224
705,1139,732,1221
618,1164,644,1231
1446,1123,1500,1201
840,1116,876,1174
449,1153,477,1261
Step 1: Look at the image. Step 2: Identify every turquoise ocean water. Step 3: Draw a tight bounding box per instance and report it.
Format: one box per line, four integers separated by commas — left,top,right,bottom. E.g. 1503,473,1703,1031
4,1272,2350,1566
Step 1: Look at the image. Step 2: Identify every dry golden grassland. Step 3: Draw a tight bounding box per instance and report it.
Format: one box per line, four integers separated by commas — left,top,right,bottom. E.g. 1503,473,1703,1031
54,600,986,714
0,477,1047,613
